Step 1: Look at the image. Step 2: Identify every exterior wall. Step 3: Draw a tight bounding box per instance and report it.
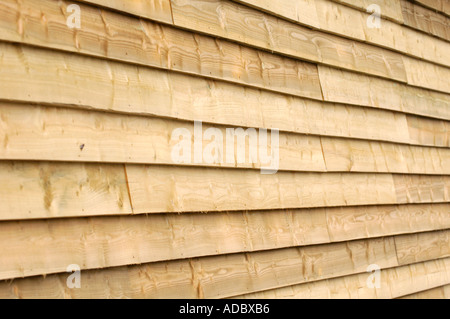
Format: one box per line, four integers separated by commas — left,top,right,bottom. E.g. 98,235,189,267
0,0,448,298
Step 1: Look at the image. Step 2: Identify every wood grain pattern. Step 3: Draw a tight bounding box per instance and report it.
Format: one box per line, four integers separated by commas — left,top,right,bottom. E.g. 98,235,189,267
325,204,450,242
78,0,174,24
329,1,450,68
401,0,450,41
235,0,450,71
1,102,448,174
126,165,449,214
400,284,450,299
318,65,450,120
2,42,448,148
4,161,447,220
403,56,450,94
0,203,447,280
330,0,404,23
230,0,450,93
0,161,131,220
395,230,450,265
0,0,322,100
320,136,450,174
232,0,321,28
170,0,407,82
236,258,450,298
126,166,398,213
406,116,450,147
0,102,328,173
393,175,450,204
0,236,399,298
413,0,450,17
314,0,367,40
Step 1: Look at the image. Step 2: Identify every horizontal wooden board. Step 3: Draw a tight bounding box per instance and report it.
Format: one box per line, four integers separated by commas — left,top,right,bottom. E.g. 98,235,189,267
232,0,321,28
400,284,450,299
316,0,450,74
236,0,450,71
236,258,450,298
314,0,367,40
393,175,450,204
330,0,404,23
320,136,450,174
406,116,449,148
1,102,448,174
403,56,450,94
413,0,450,17
0,203,448,280
325,204,450,242
318,65,450,120
77,0,174,24
0,236,399,298
127,166,395,213
0,161,131,220
1,43,448,148
401,0,450,41
4,161,448,220
0,0,323,100
0,102,328,173
170,0,407,82
395,230,450,265
232,0,450,93
126,164,450,214
329,1,450,68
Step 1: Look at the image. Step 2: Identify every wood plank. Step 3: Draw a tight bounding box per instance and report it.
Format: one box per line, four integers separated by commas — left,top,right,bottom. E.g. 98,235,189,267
331,1,450,69
0,236,399,298
401,0,450,41
318,65,450,120
330,0,404,23
0,208,328,280
320,136,450,174
0,203,447,280
406,116,450,147
1,102,448,174
325,204,450,242
126,165,449,214
232,0,450,93
327,0,450,68
361,17,450,68
77,0,174,24
0,0,323,100
399,285,448,299
232,0,321,28
0,102,328,173
314,0,367,40
1,42,448,146
235,0,450,73
126,166,397,214
170,0,408,82
403,56,450,94
5,162,447,220
393,175,450,204
395,230,450,265
0,161,131,220
414,0,450,17
236,258,450,298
